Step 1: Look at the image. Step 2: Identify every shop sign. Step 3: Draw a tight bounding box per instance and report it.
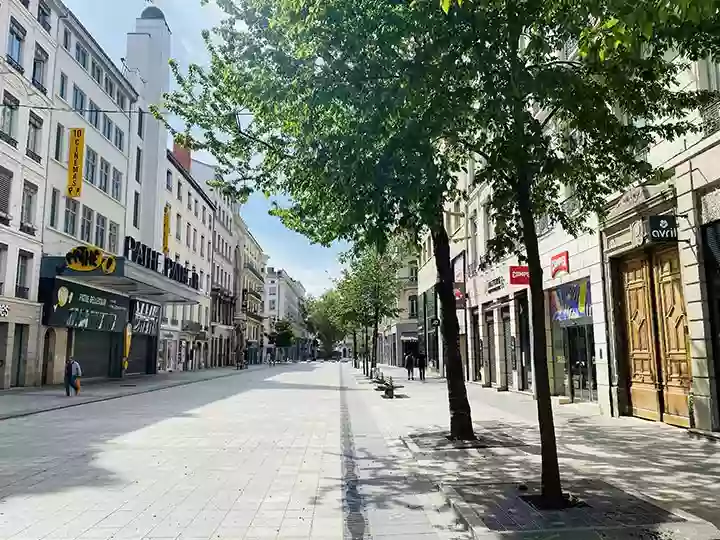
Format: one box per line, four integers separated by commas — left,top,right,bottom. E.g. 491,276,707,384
430,317,440,328
241,289,248,311
131,300,161,335
44,280,129,332
162,205,171,254
509,266,530,285
65,245,117,275
124,236,199,290
487,276,506,293
477,338,483,367
648,215,678,242
453,282,466,309
551,251,570,278
510,336,517,370
550,278,592,321
66,128,85,199
0,305,9,317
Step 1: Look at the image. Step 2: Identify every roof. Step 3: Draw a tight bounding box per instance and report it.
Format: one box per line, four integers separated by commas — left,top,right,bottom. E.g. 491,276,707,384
141,6,165,20
166,150,216,210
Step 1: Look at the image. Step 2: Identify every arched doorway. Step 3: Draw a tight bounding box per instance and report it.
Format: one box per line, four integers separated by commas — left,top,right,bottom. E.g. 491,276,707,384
41,328,56,385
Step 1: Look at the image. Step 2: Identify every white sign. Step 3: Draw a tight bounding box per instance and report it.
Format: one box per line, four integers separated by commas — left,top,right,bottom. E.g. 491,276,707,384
0,305,9,317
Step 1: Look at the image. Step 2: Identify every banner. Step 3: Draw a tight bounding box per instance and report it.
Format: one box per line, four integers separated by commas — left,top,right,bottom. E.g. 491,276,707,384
162,205,170,254
550,278,592,321
43,280,129,332
66,128,85,198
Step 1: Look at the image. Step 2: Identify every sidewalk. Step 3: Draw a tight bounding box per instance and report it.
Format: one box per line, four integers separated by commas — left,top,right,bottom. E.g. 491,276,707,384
363,364,720,539
0,366,264,421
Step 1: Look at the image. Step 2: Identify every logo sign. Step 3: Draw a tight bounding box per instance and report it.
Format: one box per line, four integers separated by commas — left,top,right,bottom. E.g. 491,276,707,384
44,281,129,332
431,317,440,328
551,251,570,278
509,265,530,285
487,276,506,293
0,305,9,317
131,300,161,335
241,289,248,311
66,128,85,198
162,205,171,254
453,282,466,309
124,237,199,290
65,245,117,274
648,215,678,242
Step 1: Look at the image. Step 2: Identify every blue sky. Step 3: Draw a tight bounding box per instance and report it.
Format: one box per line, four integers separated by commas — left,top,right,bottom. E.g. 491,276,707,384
64,0,346,296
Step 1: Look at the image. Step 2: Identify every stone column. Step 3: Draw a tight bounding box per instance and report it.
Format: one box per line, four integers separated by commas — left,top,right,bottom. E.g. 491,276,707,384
508,297,521,390
23,322,40,387
493,307,507,390
0,323,11,389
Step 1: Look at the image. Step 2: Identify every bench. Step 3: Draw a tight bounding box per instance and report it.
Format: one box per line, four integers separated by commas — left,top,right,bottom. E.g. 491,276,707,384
376,377,404,398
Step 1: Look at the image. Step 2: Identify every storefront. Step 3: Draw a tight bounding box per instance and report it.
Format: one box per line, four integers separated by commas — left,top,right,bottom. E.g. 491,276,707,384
40,278,129,379
126,300,161,375
548,277,596,402
0,299,42,389
702,220,720,426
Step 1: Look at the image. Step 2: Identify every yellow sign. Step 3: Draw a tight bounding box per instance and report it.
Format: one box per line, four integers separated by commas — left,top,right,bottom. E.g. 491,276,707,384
65,245,117,274
162,205,170,254
123,322,133,359
66,128,85,198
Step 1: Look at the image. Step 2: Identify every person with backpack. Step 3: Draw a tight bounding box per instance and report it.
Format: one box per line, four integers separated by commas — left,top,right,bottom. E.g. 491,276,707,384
404,351,415,380
64,357,82,396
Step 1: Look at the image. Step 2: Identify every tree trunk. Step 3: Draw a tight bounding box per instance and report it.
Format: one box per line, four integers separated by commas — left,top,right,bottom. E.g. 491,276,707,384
371,307,380,368
517,178,563,503
432,223,475,440
364,326,369,376
353,330,358,369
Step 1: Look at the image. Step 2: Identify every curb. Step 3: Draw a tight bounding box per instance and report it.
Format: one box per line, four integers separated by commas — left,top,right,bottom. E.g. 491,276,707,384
0,368,253,422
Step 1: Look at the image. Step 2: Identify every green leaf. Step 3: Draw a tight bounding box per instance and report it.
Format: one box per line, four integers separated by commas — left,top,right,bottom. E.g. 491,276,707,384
440,0,451,14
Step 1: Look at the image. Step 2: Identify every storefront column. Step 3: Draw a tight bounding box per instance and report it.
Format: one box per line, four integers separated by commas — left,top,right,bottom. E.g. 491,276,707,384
0,323,12,389
508,297,521,390
493,307,507,390
478,309,492,387
678,174,718,431
590,261,612,416
22,323,41,387
47,328,69,385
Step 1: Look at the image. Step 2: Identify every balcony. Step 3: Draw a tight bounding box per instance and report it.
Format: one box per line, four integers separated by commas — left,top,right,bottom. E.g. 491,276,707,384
15,285,29,299
19,222,36,236
26,148,42,164
0,130,18,149
248,287,263,300
244,261,264,281
170,318,179,325
39,19,51,33
31,78,47,95
162,316,169,323
6,55,24,75
182,320,202,333
246,309,264,322
702,99,720,138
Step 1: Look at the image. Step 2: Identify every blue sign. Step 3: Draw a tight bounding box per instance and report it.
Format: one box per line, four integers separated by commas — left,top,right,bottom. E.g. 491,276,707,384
550,279,592,321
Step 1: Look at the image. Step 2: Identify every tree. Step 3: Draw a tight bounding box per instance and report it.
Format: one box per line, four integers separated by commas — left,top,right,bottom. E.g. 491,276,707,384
305,291,346,356
161,0,714,504
271,319,295,349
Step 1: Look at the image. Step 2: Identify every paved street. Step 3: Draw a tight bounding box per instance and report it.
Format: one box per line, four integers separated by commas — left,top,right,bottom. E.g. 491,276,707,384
1,362,719,539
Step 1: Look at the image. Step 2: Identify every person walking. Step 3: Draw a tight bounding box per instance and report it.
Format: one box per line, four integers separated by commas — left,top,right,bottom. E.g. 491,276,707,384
64,357,82,396
417,352,427,381
404,351,415,381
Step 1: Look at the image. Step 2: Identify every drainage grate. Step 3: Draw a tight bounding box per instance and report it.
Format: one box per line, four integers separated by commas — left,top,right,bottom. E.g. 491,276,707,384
340,367,370,539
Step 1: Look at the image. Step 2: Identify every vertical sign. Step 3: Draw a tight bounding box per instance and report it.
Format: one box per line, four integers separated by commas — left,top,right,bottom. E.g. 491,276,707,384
162,205,170,254
66,128,85,198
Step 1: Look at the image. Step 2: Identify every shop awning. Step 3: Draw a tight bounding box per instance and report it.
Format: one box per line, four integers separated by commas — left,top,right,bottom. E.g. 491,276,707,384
401,335,418,342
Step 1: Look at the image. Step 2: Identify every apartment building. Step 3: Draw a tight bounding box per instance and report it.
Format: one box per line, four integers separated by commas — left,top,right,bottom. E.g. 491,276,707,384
0,0,59,388
264,267,307,361
379,256,419,367
157,150,214,372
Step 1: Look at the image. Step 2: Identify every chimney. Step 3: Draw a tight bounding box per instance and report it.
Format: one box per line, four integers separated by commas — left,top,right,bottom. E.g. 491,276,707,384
173,142,191,171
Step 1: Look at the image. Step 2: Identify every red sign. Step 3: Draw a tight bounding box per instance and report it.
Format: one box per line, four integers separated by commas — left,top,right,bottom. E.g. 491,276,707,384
551,251,570,278
509,266,530,285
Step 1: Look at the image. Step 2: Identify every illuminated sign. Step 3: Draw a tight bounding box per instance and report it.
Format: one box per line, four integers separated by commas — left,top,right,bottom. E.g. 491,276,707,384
551,251,570,278
162,205,171,254
65,246,117,274
66,128,85,199
124,237,199,289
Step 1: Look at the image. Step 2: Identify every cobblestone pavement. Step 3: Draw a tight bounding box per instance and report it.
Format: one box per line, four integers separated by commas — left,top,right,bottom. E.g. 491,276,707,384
372,364,720,535
0,362,468,540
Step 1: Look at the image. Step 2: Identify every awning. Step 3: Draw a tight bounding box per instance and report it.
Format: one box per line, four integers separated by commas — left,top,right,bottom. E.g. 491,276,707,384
401,335,418,342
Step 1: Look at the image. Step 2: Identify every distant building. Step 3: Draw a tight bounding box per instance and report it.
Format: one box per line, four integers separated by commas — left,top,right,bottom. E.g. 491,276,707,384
379,256,418,366
264,267,307,360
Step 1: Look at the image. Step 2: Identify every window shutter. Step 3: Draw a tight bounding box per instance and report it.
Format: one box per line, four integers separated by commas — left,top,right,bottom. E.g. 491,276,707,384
0,167,12,214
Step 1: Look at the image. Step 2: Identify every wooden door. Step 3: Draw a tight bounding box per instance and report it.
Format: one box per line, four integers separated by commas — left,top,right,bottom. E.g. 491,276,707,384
653,247,692,427
620,254,661,421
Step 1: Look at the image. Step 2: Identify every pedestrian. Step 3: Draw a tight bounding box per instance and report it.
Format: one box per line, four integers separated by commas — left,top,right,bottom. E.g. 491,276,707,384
417,352,427,381
64,357,82,396
405,351,415,380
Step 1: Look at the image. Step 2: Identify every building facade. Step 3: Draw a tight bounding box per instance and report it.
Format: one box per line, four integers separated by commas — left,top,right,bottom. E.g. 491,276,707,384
264,267,307,361
379,257,419,367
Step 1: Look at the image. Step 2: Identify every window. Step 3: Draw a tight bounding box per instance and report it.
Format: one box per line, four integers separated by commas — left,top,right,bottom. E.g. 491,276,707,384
91,60,102,84
7,19,25,71
98,158,110,192
48,188,60,228
200,270,204,290
72,85,85,113
95,214,106,248
64,197,78,235
409,295,418,318
187,191,192,210
63,28,71,50
208,241,211,258
116,91,126,111
269,299,276,311
32,45,48,91
114,126,124,151
88,101,100,128
59,72,68,100
133,192,140,228
111,168,122,200
177,181,182,201
194,200,198,217
16,252,30,298
21,181,37,226
166,170,172,190
75,43,88,69
192,228,197,251
202,206,206,224
200,235,205,256
0,166,11,216
175,214,181,240
453,200,462,231
186,223,191,247
108,221,119,253
80,206,93,242
137,109,145,138
38,2,52,32
1,92,19,142
102,114,113,140
135,148,142,183
84,147,97,184
206,275,210,291
104,75,114,98
26,113,43,162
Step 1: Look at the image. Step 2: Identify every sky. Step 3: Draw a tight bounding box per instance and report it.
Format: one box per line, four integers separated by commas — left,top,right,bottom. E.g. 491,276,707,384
63,0,346,296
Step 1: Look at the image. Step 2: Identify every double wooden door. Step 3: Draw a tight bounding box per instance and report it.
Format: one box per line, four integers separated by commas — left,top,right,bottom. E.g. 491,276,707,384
619,248,692,427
